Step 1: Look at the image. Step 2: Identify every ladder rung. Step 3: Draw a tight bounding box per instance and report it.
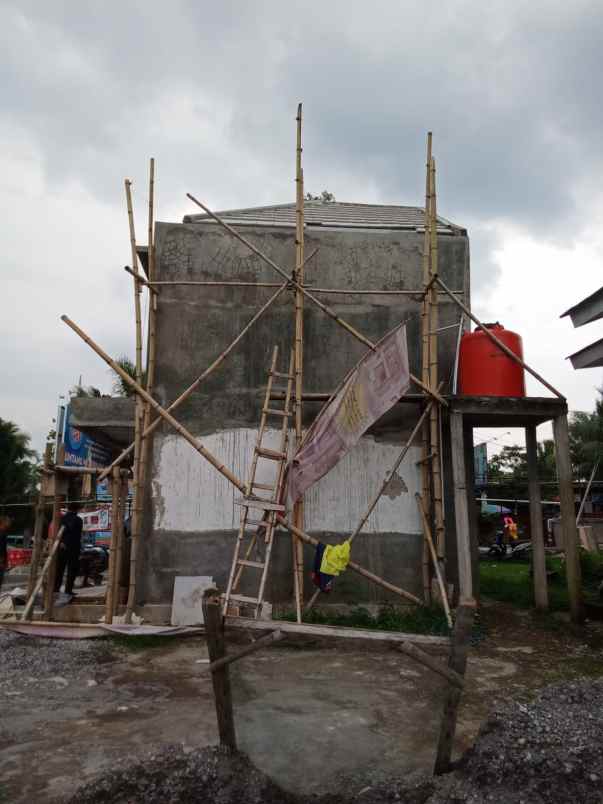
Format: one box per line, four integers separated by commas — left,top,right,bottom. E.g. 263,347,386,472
228,594,260,605
272,371,294,379
263,407,290,418
237,559,265,569
235,497,285,512
256,446,287,460
245,517,271,527
252,481,276,491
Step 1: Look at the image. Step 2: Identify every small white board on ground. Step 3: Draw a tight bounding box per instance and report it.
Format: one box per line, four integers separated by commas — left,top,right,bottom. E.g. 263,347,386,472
171,576,215,626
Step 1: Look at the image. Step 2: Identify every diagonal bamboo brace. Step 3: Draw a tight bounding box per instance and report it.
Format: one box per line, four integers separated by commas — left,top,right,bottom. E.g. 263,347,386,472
61,315,247,494
186,194,448,407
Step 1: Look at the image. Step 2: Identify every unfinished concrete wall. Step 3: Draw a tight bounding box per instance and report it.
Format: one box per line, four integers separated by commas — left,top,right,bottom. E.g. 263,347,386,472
139,220,470,605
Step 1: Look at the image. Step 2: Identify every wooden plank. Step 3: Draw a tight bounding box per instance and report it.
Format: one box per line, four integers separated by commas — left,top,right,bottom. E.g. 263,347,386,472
226,616,450,647
525,425,549,611
434,601,475,774
450,412,473,601
234,498,285,512
206,630,285,673
202,589,237,749
553,414,584,623
394,643,463,689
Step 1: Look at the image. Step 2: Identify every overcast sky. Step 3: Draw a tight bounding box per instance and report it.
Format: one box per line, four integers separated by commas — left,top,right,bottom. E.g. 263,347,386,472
2,0,602,457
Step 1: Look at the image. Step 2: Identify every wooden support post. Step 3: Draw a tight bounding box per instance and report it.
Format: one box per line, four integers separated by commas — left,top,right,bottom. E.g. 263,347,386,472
553,414,584,623
104,467,121,624
450,412,473,601
202,589,237,750
206,629,285,674
434,600,475,774
292,103,305,622
44,446,65,621
525,425,549,611
415,493,452,628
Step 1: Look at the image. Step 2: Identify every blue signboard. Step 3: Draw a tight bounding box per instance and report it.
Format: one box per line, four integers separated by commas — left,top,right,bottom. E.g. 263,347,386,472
62,404,112,469
474,442,488,487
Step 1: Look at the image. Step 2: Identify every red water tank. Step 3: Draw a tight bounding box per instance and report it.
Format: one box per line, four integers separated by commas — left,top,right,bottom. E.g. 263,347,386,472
458,323,526,397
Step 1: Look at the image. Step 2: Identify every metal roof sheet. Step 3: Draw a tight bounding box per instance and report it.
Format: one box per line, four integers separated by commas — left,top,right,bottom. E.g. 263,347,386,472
560,285,603,328
183,201,464,234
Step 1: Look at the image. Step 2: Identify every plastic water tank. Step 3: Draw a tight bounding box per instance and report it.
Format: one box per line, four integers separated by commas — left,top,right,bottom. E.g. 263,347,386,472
458,323,526,397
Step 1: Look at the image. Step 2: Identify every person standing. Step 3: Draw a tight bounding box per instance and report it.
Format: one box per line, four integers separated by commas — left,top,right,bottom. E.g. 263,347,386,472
54,503,83,599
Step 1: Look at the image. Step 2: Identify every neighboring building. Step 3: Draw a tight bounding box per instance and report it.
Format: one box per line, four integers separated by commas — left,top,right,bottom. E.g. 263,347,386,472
561,286,603,369
134,200,470,605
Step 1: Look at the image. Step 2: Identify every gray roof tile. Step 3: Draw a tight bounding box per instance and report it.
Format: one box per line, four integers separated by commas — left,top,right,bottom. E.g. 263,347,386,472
183,201,464,234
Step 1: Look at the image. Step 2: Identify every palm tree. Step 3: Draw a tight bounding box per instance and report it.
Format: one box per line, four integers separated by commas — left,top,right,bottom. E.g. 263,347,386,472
111,356,147,397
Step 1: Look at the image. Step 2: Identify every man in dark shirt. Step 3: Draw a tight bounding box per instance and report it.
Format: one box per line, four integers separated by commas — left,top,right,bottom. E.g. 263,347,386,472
54,503,83,598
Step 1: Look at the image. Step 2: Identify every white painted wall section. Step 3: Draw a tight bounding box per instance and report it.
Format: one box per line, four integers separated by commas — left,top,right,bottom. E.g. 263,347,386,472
153,428,422,535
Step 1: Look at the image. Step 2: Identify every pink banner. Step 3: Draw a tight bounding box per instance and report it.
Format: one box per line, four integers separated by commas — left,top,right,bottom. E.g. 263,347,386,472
287,323,410,504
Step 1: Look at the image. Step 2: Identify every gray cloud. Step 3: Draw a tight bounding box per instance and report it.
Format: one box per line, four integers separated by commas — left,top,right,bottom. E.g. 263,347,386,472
1,0,603,452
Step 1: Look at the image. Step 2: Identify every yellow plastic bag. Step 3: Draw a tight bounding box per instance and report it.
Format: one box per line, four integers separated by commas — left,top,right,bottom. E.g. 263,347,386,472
320,540,351,576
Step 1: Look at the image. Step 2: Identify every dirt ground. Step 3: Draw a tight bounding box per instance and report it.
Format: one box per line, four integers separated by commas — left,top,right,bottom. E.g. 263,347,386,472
1,600,602,803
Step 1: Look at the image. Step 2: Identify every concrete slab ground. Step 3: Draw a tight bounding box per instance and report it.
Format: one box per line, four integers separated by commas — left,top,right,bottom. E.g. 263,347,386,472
1,601,602,803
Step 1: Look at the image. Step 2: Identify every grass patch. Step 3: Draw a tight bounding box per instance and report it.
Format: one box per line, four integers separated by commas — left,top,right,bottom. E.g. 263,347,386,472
479,560,570,611
103,633,194,652
277,604,451,636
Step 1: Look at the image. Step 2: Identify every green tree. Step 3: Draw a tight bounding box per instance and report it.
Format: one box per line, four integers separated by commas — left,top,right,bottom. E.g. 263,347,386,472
0,419,39,514
569,390,603,481
111,356,146,397
70,384,102,398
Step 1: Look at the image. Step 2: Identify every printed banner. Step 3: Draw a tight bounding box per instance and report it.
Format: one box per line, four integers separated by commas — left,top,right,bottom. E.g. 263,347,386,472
286,323,410,504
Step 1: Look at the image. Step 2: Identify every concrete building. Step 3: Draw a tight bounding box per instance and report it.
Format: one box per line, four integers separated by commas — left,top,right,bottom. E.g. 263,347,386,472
134,200,470,607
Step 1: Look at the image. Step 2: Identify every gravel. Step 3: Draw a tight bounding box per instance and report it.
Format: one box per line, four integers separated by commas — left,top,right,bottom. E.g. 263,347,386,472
63,678,603,804
0,630,115,695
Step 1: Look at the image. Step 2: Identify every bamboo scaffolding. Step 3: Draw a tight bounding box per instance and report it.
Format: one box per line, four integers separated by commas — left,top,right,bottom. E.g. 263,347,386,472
99,247,318,484
416,493,452,628
186,194,447,407
61,316,247,494
145,281,461,295
434,275,565,399
21,529,63,622
26,444,52,604
124,179,144,623
292,103,305,622
63,313,427,610
428,158,446,560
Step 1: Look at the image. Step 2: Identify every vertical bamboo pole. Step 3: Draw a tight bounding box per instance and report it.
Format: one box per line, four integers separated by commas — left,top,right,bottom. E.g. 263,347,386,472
428,157,445,561
104,467,121,624
44,444,65,621
113,473,129,617
420,133,433,604
26,443,53,604
292,103,305,622
124,178,143,623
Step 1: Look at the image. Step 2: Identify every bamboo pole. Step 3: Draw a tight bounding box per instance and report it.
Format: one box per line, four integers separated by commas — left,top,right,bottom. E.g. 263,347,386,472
415,493,452,628
276,515,423,606
434,275,565,399
21,531,63,622
112,473,129,616
26,443,53,604
145,281,461,295
186,193,447,405
420,133,433,604
44,445,64,621
97,281,289,483
104,467,121,624
61,316,247,495
349,398,436,543
124,179,144,623
123,265,158,294
98,247,317,484
205,630,286,674
576,460,599,526
292,102,305,622
428,158,446,560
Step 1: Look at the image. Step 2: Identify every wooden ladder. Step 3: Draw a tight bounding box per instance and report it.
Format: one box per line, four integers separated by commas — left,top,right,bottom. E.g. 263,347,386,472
222,346,294,618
